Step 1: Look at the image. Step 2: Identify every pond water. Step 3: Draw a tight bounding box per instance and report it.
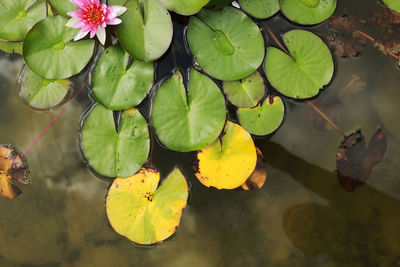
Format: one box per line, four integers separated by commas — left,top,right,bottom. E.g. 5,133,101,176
1,0,400,266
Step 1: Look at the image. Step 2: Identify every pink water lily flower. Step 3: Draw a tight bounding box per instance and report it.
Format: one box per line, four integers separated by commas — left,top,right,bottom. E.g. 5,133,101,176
66,0,127,45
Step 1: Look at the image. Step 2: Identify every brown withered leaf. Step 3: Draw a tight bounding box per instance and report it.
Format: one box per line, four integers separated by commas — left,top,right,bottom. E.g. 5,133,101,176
329,15,361,34
368,7,400,28
374,28,400,55
241,148,267,190
336,129,386,192
326,35,365,57
327,15,365,57
0,145,29,199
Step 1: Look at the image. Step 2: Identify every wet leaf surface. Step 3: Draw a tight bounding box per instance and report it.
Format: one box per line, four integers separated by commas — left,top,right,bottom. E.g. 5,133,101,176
241,147,267,190
327,15,365,57
106,167,188,245
0,145,29,199
336,129,387,192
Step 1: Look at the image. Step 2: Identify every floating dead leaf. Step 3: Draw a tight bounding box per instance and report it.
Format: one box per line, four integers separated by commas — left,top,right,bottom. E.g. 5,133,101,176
367,7,400,56
336,128,387,192
327,15,365,57
241,147,267,190
326,35,365,57
374,28,400,55
308,75,366,131
329,15,361,34
368,7,400,28
0,145,29,199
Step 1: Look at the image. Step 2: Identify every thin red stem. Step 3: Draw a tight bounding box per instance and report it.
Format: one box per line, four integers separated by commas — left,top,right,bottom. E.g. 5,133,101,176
263,23,290,55
20,83,86,158
357,30,399,60
306,101,344,135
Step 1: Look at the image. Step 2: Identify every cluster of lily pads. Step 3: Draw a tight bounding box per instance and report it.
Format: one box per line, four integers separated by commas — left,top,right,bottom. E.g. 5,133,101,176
0,0,340,244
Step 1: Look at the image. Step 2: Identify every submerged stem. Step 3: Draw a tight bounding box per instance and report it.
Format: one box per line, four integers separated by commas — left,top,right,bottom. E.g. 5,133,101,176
20,83,86,158
306,101,344,135
263,23,290,55
357,30,399,60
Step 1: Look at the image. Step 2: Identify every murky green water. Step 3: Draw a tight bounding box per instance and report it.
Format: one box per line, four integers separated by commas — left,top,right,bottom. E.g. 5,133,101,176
1,1,400,266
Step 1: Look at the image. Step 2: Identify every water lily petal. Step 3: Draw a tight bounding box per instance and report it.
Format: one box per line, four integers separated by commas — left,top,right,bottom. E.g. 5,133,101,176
67,10,84,19
96,26,106,45
73,20,87,29
72,0,91,10
90,26,98,38
66,17,80,28
106,18,122,25
74,29,90,41
107,6,127,17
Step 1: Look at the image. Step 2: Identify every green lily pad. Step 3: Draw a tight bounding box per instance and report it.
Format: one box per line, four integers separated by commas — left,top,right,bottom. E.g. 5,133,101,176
0,39,23,54
238,95,284,135
106,167,188,245
81,104,150,178
186,6,265,81
23,16,95,80
279,0,336,25
383,0,400,13
159,0,210,15
0,0,46,41
92,45,154,110
117,0,173,62
238,0,280,19
223,72,265,108
151,68,226,152
109,0,127,5
206,0,233,9
48,0,77,17
19,65,70,109
264,30,334,99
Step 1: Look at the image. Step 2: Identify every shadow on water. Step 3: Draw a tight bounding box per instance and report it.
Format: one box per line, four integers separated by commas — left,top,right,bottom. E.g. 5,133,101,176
260,140,400,266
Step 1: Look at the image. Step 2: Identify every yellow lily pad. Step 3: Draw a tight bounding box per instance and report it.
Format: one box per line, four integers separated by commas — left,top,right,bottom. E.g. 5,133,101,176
193,121,257,189
106,168,188,245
